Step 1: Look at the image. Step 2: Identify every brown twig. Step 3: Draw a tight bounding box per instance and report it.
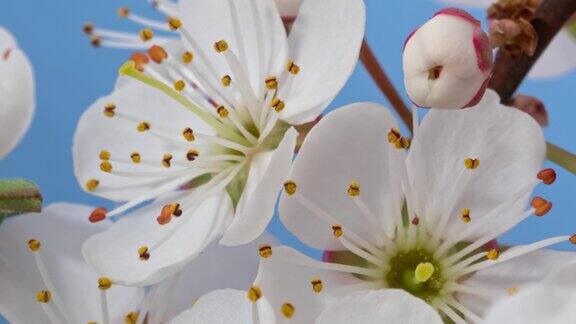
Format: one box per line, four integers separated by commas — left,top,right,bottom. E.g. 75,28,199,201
489,0,576,175
489,0,576,103
360,39,413,133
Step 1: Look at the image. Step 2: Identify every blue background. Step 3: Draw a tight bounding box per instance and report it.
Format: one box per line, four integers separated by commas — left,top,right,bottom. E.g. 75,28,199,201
0,0,575,321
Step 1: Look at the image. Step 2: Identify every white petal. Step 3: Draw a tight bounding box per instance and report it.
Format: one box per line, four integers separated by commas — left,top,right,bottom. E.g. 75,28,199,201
170,289,276,324
82,190,233,286
280,103,406,250
0,204,143,324
0,27,34,159
275,0,304,17
255,246,364,323
178,0,288,95
73,81,213,201
144,232,279,322
407,90,546,240
281,0,365,124
316,289,443,324
484,261,576,324
458,248,576,317
529,30,576,79
220,128,297,246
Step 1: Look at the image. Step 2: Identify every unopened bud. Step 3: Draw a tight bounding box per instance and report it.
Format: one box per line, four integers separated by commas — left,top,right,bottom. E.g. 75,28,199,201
510,94,548,127
403,8,493,109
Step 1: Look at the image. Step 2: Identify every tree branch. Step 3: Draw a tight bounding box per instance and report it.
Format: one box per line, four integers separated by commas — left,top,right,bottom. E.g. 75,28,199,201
360,39,413,133
489,0,576,103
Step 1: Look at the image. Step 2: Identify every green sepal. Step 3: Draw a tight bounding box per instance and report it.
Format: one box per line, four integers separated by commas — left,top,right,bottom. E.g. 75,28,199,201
0,179,43,222
226,165,250,209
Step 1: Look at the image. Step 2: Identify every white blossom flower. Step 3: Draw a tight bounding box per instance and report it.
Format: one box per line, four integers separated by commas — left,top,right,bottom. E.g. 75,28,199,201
483,261,576,324
0,204,144,324
403,8,493,109
0,203,276,324
75,0,365,286
0,27,34,159
437,0,576,79
238,91,576,322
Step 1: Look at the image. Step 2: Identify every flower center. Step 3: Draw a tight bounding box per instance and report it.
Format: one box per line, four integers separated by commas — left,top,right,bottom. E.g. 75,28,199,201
385,249,445,303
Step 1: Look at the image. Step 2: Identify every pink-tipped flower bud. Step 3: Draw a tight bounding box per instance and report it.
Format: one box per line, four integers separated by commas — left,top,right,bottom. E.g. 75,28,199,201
403,8,493,109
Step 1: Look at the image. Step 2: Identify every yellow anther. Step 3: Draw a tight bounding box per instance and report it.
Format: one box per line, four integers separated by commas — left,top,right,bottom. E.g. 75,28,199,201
507,287,519,296
271,97,285,112
181,51,194,64
168,17,182,31
100,161,113,173
486,248,499,260
214,40,229,53
464,158,480,170
28,239,41,252
347,181,360,197
247,286,262,302
85,179,100,192
162,154,173,168
259,245,273,258
460,208,471,223
83,23,94,35
174,80,186,91
570,234,576,245
124,311,139,324
36,290,52,303
394,137,410,149
138,246,150,260
332,225,343,238
414,262,435,283
283,180,297,195
91,36,102,48
186,150,199,161
118,7,130,17
139,28,154,42
148,45,168,64
265,76,278,90
217,106,229,118
137,122,151,132
221,75,232,87
286,61,300,75
428,65,443,80
311,278,323,293
388,127,401,144
182,127,195,142
99,150,111,161
281,303,295,319
104,103,116,117
130,152,141,164
98,277,113,291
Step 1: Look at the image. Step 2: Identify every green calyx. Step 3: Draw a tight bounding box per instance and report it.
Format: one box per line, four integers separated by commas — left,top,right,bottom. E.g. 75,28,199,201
0,179,43,225
385,249,445,303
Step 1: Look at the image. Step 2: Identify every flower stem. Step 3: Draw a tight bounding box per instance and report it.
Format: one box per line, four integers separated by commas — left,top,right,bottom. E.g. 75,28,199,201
119,61,252,147
360,39,413,133
547,142,576,175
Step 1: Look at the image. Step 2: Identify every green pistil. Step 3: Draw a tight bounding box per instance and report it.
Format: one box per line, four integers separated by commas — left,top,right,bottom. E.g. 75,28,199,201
385,249,445,303
119,61,252,147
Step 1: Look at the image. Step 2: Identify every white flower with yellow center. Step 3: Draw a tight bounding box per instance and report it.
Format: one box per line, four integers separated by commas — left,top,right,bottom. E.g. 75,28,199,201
0,27,34,159
0,204,143,324
0,204,277,324
74,0,365,286
206,91,576,323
